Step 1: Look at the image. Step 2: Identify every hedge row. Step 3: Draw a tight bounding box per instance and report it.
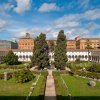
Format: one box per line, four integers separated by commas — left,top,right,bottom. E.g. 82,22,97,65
58,70,100,79
0,65,24,69
0,72,13,80
75,71,100,79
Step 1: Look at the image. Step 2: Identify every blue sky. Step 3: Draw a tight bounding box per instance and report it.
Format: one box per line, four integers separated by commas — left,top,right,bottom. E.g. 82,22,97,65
0,0,100,40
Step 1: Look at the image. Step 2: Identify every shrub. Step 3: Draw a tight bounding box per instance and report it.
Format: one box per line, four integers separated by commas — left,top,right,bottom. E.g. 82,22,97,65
87,63,100,73
75,71,100,79
14,68,35,83
0,72,13,80
2,50,19,65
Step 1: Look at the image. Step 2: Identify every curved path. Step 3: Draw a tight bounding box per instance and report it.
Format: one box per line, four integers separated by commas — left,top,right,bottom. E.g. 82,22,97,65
44,70,56,100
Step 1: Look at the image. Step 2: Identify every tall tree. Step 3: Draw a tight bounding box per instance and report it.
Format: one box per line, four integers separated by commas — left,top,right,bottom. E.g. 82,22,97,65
3,50,18,65
31,33,49,68
54,30,67,69
85,39,92,61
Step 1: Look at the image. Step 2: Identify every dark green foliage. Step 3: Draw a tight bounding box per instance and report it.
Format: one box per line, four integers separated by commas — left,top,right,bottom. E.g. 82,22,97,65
54,30,67,69
31,33,49,68
87,63,100,73
75,71,100,79
3,50,18,65
14,68,35,83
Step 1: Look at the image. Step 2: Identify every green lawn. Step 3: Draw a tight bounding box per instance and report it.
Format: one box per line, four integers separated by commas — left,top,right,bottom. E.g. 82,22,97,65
0,78,36,96
53,71,68,100
0,70,47,100
62,75,100,100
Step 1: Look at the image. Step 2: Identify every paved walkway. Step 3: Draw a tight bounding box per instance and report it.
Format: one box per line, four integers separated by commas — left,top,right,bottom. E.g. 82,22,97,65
45,70,56,100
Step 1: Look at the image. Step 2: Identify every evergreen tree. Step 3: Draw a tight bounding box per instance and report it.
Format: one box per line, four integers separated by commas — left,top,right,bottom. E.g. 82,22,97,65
31,33,49,68
3,50,18,65
54,30,67,69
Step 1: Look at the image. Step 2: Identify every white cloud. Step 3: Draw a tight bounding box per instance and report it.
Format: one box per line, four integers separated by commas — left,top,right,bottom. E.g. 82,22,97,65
84,9,100,20
55,8,100,24
14,0,31,14
38,3,59,12
55,21,79,28
0,3,14,17
0,19,8,30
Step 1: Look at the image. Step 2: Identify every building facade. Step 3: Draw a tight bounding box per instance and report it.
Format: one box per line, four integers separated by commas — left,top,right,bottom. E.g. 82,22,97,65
18,33,34,50
0,49,8,63
75,36,100,49
0,40,18,49
67,40,76,49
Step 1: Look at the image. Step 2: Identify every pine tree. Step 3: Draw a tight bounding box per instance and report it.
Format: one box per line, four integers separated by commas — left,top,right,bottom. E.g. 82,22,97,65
54,30,67,69
31,33,49,68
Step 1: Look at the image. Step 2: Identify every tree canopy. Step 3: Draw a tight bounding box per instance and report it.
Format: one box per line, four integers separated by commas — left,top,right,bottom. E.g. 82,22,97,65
54,30,67,69
31,33,49,68
3,50,18,65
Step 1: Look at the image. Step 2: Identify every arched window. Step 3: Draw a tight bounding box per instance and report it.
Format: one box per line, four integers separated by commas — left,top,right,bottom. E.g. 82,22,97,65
79,55,81,58
75,55,77,58
23,55,25,59
26,55,28,58
85,55,87,59
19,55,22,58
72,55,74,59
82,55,84,58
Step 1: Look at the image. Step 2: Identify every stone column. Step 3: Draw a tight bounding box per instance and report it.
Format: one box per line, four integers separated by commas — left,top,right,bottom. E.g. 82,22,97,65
4,72,7,81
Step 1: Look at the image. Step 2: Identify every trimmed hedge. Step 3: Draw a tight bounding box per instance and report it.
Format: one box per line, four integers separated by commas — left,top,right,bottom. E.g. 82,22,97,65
0,65,24,69
75,71,100,79
0,72,13,80
87,63,100,73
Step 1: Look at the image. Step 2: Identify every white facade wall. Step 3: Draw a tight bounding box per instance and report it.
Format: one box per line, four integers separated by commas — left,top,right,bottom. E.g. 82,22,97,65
13,50,99,63
14,51,33,62
67,51,91,61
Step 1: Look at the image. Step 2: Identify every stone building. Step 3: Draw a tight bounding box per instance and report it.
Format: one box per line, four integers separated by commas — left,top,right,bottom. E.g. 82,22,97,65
18,33,34,50
67,40,76,49
75,36,100,49
0,40,18,49
0,49,8,63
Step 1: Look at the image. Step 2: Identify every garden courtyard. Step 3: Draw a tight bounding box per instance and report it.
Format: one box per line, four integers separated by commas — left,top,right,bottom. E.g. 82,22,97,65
0,61,100,100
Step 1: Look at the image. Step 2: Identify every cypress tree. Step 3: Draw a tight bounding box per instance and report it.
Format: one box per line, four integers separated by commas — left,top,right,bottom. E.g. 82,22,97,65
54,30,67,69
31,33,49,68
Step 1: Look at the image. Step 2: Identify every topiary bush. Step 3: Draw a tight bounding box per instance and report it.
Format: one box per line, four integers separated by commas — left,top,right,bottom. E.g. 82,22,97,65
14,68,35,83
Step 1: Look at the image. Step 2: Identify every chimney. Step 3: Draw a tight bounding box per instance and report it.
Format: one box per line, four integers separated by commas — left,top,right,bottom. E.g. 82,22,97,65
75,36,81,41
26,33,30,38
